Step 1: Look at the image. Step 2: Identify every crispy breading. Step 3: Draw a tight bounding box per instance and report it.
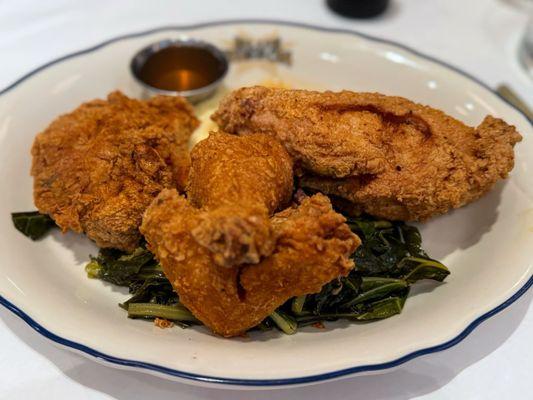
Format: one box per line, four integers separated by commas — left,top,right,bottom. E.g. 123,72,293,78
212,87,522,220
31,91,198,250
141,189,359,337
141,133,359,337
187,132,294,267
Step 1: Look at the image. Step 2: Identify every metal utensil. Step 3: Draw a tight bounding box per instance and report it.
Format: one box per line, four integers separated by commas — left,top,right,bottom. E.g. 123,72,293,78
497,84,533,121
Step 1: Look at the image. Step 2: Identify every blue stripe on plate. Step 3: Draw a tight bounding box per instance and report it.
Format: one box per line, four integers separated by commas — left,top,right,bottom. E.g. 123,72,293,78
0,19,532,386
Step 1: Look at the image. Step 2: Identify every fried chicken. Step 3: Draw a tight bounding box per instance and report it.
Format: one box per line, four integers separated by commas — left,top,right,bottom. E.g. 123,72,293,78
212,87,522,220
187,132,293,267
140,132,359,336
141,189,359,337
31,91,198,251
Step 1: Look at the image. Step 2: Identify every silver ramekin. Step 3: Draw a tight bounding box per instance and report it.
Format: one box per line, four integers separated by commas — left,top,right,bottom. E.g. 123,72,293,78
130,38,228,104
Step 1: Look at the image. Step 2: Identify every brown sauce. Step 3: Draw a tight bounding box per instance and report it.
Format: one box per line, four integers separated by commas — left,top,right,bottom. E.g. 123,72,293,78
138,46,223,91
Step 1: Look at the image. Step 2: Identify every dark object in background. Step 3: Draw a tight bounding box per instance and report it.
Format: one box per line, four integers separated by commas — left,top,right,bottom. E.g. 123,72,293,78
326,0,390,18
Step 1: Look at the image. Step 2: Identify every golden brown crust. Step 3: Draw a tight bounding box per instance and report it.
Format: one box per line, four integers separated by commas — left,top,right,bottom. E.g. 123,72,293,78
188,132,294,210
141,133,360,337
186,132,294,267
140,189,359,337
31,91,198,250
213,87,522,220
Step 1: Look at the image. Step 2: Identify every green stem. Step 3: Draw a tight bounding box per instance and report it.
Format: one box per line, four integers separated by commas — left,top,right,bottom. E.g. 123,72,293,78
297,296,406,323
296,313,361,322
270,310,298,335
291,295,307,316
356,297,404,320
361,277,405,292
400,257,450,283
344,277,360,293
340,281,408,309
127,303,198,322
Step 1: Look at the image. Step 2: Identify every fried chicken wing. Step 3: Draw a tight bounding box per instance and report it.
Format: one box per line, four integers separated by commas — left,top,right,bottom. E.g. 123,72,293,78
212,87,522,220
140,132,359,336
141,189,359,337
187,132,293,267
31,91,198,251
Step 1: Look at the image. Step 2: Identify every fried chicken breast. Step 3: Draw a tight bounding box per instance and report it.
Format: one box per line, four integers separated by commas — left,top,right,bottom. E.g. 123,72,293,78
212,87,522,220
141,132,359,337
31,91,198,251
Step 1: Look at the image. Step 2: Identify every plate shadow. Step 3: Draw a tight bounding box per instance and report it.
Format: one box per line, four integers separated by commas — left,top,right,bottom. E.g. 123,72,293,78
418,181,504,260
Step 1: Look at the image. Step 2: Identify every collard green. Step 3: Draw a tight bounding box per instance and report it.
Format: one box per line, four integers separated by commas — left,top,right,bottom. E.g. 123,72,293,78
85,214,450,334
11,211,56,240
86,246,156,286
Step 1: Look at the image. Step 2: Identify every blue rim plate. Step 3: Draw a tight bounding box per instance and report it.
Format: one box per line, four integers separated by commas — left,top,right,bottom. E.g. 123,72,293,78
0,20,531,387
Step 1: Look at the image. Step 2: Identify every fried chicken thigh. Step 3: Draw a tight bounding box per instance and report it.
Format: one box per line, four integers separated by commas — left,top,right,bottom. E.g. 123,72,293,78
32,91,198,250
213,87,522,220
141,133,360,337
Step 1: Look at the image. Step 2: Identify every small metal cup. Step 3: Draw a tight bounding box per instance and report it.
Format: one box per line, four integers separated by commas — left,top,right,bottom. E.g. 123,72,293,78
130,38,229,103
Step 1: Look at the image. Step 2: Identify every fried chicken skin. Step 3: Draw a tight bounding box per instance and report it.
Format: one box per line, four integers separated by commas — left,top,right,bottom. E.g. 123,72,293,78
187,132,293,267
141,133,359,336
141,189,359,337
31,91,198,251
212,87,522,220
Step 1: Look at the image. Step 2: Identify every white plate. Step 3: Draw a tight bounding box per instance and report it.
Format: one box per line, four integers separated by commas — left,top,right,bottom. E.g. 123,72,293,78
0,21,531,389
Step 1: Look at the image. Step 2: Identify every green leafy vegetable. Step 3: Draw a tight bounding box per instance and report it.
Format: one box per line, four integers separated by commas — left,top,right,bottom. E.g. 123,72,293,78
400,257,451,283
85,246,156,286
85,245,184,322
11,211,56,240
293,216,449,325
127,303,198,322
270,310,298,335
291,295,308,316
355,296,406,320
85,214,450,334
340,280,408,309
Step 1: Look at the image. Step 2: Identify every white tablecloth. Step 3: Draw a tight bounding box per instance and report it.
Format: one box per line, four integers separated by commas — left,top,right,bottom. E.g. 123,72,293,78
1,1,531,399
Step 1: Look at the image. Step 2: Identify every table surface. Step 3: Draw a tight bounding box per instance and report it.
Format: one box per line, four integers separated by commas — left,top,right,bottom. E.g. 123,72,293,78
1,1,532,399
